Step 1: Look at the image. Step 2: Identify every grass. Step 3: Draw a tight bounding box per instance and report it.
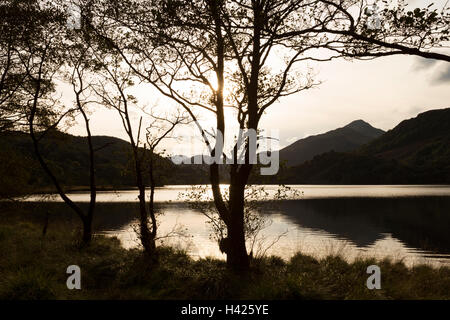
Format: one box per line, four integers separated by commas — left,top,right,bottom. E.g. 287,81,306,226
0,207,449,300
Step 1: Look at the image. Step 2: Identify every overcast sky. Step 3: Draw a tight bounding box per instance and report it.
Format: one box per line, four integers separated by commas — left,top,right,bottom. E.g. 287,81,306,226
65,0,450,155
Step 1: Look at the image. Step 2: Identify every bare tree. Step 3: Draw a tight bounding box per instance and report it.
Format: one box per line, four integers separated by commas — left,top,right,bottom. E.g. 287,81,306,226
144,109,191,254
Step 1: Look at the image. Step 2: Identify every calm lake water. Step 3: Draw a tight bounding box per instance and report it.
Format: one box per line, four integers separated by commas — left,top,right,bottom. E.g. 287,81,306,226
22,185,450,267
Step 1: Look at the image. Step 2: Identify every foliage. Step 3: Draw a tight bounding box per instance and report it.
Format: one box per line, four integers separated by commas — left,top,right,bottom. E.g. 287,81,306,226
0,0,68,132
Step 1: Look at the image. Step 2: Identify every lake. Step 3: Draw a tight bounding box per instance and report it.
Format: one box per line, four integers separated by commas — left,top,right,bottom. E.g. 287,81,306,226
20,185,450,267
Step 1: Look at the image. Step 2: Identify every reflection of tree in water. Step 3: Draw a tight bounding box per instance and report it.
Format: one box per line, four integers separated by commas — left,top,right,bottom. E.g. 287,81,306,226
263,197,450,254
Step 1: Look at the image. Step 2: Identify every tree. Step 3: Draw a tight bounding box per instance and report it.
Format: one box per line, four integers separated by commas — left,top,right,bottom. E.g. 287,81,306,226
180,184,296,260
144,109,192,257
64,32,101,245
12,0,98,244
91,51,189,258
86,0,449,272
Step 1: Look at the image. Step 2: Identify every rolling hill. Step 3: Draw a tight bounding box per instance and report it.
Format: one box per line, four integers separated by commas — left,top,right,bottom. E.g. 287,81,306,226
0,130,207,196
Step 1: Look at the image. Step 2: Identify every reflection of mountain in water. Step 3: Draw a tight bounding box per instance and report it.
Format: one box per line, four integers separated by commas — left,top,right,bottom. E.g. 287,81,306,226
20,197,450,256
267,197,450,254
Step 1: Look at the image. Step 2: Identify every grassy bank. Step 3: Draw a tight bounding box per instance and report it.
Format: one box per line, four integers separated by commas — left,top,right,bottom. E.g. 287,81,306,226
0,210,449,300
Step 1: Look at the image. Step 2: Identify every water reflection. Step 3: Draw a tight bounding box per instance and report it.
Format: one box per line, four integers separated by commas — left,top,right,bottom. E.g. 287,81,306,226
22,184,450,202
272,198,450,253
18,194,450,267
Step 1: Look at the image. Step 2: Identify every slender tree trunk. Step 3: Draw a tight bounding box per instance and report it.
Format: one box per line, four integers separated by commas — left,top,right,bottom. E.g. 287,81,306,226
137,176,152,254
148,154,157,252
220,1,263,272
78,100,96,245
134,148,155,257
28,57,91,244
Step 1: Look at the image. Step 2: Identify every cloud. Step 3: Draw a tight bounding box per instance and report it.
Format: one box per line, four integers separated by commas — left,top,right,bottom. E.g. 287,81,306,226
413,57,438,70
413,57,450,85
432,65,450,84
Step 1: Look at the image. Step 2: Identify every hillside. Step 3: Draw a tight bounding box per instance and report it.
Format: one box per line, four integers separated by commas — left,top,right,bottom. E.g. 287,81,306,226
280,108,450,184
279,120,385,166
2,108,449,194
360,108,450,169
0,130,205,196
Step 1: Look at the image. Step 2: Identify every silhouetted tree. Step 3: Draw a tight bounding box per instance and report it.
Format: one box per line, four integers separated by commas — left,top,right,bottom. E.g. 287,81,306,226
0,0,50,131
92,53,189,258
11,0,97,244
84,0,449,272
64,34,101,244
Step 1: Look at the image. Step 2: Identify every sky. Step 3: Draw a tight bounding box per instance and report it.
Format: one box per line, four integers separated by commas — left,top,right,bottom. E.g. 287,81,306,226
65,0,450,156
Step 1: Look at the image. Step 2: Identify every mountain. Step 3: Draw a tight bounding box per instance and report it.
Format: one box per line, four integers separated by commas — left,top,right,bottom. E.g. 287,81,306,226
279,120,385,167
2,108,448,195
281,108,450,184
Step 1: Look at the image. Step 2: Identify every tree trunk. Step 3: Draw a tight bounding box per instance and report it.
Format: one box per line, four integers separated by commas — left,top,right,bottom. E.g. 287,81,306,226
147,156,158,259
82,216,92,245
227,212,249,272
28,62,97,246
138,186,154,255
79,102,96,246
137,183,157,260
226,175,250,272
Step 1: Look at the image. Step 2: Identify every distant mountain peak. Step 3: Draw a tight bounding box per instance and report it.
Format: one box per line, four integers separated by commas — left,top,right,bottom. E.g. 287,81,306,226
344,119,385,137
346,119,369,127
345,119,374,130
